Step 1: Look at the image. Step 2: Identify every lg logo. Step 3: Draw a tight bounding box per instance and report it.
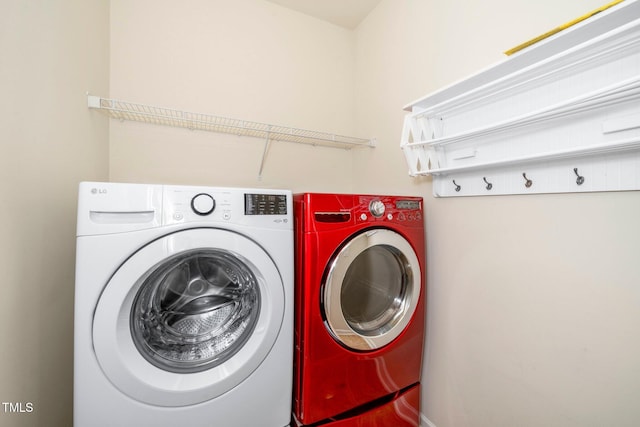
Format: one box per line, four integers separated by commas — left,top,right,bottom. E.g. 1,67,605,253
91,188,108,195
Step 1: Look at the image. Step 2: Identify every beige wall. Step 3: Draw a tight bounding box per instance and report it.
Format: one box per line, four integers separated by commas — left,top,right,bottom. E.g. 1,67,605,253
0,1,109,426
353,1,640,426
109,0,359,192
3,1,639,426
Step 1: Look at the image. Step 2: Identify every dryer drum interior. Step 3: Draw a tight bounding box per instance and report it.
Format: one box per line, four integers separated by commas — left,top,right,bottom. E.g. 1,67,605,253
130,248,261,373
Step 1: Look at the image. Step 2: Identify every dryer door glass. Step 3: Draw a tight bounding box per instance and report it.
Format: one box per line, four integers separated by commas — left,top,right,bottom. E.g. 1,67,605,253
341,245,407,335
130,248,260,373
323,229,421,351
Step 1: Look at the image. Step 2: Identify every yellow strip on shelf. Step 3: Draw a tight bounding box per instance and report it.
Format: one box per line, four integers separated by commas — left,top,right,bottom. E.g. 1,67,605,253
504,0,625,56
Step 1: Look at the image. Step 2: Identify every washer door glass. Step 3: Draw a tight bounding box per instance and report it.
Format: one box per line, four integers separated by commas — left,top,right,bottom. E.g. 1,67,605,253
130,249,260,373
323,229,421,351
93,228,284,407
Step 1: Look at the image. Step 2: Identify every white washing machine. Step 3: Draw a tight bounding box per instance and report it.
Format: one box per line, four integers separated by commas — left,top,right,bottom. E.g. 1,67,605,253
74,182,293,427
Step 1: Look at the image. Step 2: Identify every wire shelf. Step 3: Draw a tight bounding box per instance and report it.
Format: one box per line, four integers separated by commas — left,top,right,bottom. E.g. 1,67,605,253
88,95,375,149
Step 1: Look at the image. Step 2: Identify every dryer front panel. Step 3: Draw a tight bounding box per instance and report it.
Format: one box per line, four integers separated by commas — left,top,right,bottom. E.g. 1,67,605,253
92,228,284,407
322,228,421,351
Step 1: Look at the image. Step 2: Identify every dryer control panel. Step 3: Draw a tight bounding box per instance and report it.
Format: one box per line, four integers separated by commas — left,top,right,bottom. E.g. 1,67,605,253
300,193,423,232
354,196,422,224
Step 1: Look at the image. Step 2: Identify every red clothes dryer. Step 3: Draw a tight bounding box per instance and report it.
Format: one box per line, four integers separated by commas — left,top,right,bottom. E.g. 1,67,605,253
293,193,425,426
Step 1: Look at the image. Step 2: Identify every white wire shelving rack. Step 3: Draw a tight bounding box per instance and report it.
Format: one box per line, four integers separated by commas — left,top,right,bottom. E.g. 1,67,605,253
88,95,375,177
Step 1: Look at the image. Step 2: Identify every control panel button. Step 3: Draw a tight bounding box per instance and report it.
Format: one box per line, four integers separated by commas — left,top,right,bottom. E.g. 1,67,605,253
191,193,216,216
369,200,385,217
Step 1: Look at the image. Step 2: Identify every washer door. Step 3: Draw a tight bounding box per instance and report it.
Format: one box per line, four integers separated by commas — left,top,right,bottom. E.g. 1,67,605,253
323,229,421,351
93,228,284,407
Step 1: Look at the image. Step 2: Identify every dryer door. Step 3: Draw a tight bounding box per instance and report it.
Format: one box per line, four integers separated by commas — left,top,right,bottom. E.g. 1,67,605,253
323,228,421,351
93,228,284,407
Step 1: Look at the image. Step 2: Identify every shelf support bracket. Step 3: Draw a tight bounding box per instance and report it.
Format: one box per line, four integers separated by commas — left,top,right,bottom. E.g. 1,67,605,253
258,128,271,180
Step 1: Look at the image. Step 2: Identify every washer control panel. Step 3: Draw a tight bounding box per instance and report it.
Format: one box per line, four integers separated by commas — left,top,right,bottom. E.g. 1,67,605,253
163,185,292,228
78,182,292,234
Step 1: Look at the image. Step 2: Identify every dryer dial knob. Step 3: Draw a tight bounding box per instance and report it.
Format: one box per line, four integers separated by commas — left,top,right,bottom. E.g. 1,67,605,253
369,200,385,218
191,193,216,216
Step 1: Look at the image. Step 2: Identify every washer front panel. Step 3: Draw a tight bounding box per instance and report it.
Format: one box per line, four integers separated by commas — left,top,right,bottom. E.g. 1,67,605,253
93,228,284,407
323,228,421,351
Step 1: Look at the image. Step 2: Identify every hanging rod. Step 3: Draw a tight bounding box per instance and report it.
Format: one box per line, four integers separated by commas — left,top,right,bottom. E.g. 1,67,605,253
87,95,375,149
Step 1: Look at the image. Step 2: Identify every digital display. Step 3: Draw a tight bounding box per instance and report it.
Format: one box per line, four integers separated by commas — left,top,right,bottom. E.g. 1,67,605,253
396,200,421,210
245,194,288,215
